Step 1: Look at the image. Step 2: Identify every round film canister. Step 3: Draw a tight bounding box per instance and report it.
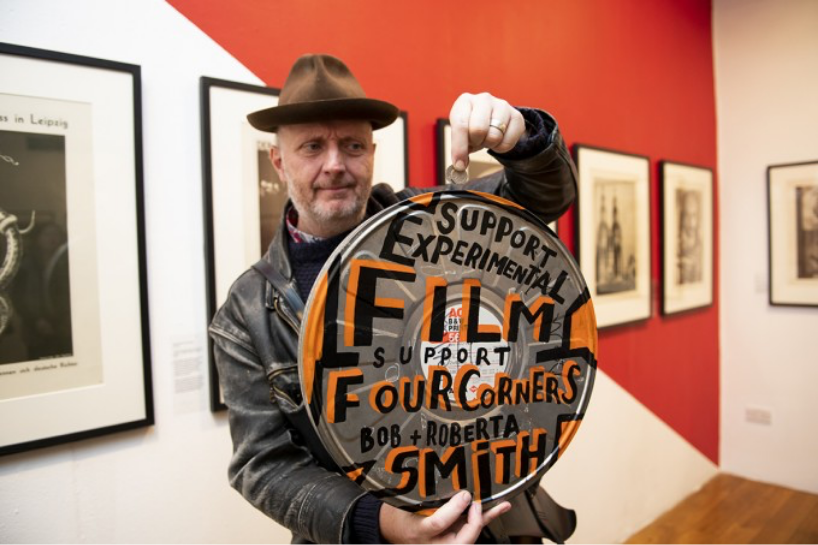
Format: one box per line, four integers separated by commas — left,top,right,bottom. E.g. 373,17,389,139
299,190,597,511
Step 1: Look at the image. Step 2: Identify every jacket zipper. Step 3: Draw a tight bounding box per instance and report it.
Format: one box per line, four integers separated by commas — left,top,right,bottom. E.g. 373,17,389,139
273,292,300,334
267,364,300,406
269,293,301,406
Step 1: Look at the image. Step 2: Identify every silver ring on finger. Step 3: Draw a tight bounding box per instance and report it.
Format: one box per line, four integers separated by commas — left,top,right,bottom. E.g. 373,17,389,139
489,118,507,135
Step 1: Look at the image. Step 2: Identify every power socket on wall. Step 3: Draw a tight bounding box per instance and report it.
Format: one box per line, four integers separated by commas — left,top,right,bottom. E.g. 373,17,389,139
746,407,773,425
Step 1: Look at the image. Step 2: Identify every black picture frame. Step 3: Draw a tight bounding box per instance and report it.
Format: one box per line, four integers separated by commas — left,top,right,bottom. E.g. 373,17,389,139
436,118,452,185
0,42,153,455
573,144,652,329
373,110,409,191
767,160,818,307
200,77,281,411
659,160,714,315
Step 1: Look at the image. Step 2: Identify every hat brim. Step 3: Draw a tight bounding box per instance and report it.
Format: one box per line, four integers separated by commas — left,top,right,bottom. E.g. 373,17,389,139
248,97,399,133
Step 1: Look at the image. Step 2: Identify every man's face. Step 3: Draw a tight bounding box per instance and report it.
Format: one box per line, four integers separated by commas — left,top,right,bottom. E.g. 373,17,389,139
271,120,375,237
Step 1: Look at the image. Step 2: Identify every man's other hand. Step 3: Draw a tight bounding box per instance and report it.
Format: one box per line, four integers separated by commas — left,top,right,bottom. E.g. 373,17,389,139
449,92,526,172
379,491,511,544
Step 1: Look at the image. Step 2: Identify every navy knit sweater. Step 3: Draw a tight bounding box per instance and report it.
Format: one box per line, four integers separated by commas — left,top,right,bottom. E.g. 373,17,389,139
287,229,350,302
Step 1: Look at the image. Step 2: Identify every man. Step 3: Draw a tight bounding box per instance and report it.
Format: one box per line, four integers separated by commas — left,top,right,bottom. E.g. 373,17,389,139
210,54,577,544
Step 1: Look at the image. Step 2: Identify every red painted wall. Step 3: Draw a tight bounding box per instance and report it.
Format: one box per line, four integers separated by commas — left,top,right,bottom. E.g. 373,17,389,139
169,0,719,463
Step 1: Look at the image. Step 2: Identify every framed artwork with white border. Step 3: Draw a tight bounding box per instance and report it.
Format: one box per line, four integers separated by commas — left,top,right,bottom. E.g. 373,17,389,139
574,144,651,329
201,77,281,411
373,111,409,192
768,160,818,307
0,43,153,455
436,119,557,234
660,161,714,315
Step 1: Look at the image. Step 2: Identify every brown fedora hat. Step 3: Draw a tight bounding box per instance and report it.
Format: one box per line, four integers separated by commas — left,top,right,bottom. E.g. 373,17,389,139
247,54,399,132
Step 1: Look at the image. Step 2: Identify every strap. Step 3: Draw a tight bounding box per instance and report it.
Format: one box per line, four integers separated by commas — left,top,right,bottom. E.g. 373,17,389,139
487,516,511,544
497,486,576,543
251,258,304,316
527,487,576,544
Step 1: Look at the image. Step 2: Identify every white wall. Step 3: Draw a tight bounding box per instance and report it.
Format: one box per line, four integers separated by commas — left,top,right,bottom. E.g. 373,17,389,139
715,0,818,493
0,1,290,542
543,374,716,543
0,1,719,543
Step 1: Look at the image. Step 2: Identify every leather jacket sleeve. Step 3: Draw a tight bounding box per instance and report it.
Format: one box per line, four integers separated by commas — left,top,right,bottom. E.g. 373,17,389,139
210,282,366,544
499,108,577,222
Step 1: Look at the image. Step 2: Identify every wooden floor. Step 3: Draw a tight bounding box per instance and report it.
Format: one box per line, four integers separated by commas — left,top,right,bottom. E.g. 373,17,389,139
625,474,818,544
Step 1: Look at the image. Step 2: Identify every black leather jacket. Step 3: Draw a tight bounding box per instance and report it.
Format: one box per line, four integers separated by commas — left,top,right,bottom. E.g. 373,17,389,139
209,110,577,544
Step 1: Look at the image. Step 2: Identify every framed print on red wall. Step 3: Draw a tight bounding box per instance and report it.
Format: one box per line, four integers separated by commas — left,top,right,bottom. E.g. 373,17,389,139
574,145,651,329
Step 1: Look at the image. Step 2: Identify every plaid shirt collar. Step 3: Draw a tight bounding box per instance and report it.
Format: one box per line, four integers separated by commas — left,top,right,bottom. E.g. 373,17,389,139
285,206,326,244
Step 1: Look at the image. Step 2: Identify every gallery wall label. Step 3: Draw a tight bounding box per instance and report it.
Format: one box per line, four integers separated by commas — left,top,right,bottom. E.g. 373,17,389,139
299,191,597,509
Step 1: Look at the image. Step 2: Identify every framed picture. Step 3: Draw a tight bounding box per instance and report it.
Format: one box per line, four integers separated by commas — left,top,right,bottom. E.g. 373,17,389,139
436,119,557,233
201,77,281,411
660,161,714,314
768,160,818,307
201,77,409,410
0,43,153,455
373,111,409,192
574,145,651,328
